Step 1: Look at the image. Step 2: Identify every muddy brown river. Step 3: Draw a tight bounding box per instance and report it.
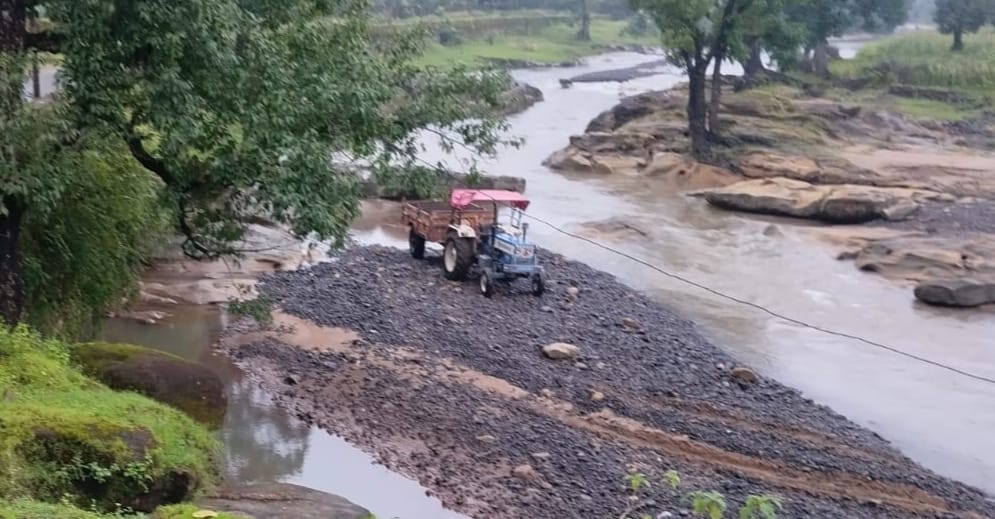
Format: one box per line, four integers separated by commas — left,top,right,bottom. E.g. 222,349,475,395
102,47,994,517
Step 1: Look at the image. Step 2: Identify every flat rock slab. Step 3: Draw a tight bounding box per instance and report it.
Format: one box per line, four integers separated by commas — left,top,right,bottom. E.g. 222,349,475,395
197,483,371,519
693,177,951,224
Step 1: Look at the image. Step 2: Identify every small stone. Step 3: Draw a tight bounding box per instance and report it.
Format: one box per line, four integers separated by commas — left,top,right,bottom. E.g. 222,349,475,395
580,494,593,502
762,224,782,237
476,434,497,444
512,464,538,481
445,316,463,324
621,317,640,330
595,362,606,369
657,512,674,519
543,342,580,360
530,452,551,461
284,374,299,386
589,390,606,402
540,388,554,398
541,306,554,312
730,367,758,385
566,286,580,299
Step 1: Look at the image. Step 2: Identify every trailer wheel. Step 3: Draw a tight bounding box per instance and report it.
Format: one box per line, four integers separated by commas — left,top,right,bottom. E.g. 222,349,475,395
409,228,426,259
443,237,474,281
531,274,545,297
480,271,494,298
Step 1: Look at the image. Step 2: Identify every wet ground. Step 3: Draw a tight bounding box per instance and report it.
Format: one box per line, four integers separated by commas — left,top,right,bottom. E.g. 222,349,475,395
356,51,995,494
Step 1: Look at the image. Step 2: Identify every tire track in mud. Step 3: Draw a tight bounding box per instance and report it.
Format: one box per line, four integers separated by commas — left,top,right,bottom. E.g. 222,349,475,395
227,312,988,518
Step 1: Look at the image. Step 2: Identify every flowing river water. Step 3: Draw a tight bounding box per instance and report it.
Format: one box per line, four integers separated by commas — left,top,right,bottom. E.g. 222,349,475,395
101,44,995,517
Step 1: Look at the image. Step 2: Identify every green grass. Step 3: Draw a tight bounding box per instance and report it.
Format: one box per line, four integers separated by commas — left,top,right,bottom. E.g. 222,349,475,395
0,499,126,519
831,28,995,93
414,16,659,68
0,326,220,512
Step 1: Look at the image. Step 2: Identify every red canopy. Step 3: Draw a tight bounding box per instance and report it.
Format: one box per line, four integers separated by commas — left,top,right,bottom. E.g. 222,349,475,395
450,189,530,210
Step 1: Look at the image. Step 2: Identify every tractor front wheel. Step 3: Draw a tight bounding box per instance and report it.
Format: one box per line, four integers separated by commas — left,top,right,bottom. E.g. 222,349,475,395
409,229,426,259
443,237,474,281
480,271,494,298
531,274,545,297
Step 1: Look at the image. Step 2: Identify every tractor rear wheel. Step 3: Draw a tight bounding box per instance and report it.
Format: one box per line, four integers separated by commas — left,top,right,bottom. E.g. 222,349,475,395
443,237,474,281
409,229,426,259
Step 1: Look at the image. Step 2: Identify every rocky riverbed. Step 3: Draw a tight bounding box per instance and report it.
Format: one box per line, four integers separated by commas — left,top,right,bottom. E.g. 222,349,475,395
544,83,995,308
219,245,995,519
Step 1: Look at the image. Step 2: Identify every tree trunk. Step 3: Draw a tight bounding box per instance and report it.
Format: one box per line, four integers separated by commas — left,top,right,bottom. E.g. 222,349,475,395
0,197,26,327
708,53,724,140
1,0,29,326
813,40,830,78
952,29,963,52
687,64,709,158
576,0,590,41
744,38,764,81
31,51,40,98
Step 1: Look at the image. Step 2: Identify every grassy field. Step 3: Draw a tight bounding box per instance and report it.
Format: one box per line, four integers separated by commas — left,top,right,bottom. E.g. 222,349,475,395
413,16,659,68
825,28,995,121
831,28,995,93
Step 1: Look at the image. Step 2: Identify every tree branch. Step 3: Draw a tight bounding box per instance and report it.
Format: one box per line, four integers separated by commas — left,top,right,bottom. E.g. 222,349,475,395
126,135,175,185
24,29,61,53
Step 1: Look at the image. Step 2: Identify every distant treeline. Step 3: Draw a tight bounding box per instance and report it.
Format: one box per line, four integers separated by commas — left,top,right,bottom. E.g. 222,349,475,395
369,12,576,37
372,0,634,20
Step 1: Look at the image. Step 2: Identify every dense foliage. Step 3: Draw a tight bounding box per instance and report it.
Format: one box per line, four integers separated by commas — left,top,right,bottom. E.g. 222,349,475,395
1,0,517,328
51,0,513,258
19,133,168,338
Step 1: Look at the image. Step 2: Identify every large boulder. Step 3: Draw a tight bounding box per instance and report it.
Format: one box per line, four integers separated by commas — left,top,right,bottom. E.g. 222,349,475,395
195,483,371,519
72,342,227,429
694,177,947,224
914,279,995,308
1,392,218,513
852,234,995,282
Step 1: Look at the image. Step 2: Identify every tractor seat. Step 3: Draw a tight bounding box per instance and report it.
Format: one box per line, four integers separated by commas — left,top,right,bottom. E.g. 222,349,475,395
495,224,522,236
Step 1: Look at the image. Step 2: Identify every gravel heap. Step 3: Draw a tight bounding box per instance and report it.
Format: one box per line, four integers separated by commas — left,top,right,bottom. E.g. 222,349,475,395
228,245,995,519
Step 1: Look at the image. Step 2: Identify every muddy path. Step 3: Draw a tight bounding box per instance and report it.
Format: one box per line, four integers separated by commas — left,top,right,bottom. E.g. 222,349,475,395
220,246,995,519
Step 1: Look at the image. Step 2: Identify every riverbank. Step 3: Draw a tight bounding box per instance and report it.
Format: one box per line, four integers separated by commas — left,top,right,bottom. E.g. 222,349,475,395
219,245,995,518
413,15,660,69
544,75,995,307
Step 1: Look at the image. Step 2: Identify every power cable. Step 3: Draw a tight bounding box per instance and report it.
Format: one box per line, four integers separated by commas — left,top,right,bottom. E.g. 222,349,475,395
476,196,995,386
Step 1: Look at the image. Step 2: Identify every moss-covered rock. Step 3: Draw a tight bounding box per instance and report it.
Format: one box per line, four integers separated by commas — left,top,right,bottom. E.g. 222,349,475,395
71,342,227,429
0,327,221,513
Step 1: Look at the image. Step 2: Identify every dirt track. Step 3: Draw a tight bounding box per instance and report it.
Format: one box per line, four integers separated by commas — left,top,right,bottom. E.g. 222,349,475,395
220,245,995,518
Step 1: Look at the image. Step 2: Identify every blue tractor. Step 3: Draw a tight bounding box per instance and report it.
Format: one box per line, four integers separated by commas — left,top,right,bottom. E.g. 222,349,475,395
450,189,544,297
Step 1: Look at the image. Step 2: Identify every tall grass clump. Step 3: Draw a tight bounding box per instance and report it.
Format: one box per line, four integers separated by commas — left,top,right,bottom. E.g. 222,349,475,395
832,28,995,93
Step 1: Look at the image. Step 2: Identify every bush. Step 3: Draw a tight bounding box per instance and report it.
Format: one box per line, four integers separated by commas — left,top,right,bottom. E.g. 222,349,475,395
0,327,220,513
0,499,124,519
19,135,169,339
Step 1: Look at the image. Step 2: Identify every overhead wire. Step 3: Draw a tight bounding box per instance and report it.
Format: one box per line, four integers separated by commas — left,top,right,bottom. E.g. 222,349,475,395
473,193,995,386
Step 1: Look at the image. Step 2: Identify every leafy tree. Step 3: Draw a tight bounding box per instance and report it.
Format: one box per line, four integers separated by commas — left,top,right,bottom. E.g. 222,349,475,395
0,0,514,325
934,0,995,51
628,0,757,157
733,0,807,81
790,0,908,76
578,0,593,40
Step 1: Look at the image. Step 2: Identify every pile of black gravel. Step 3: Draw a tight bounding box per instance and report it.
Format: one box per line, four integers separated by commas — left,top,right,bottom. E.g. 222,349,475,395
249,244,995,518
